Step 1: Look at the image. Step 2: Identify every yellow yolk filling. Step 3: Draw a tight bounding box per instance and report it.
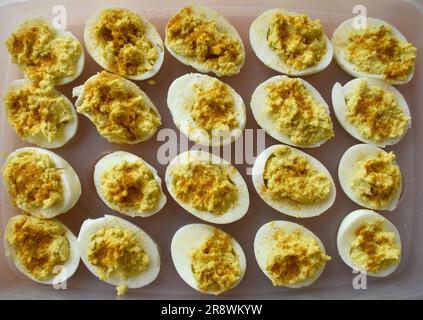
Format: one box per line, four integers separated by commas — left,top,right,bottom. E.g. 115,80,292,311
100,160,161,212
345,80,410,143
266,229,331,286
166,6,243,76
345,25,416,82
3,151,63,209
6,19,81,85
171,161,238,215
267,13,327,70
6,215,70,280
93,9,158,77
351,152,401,209
76,71,161,143
4,83,73,142
263,146,331,205
190,80,238,138
87,227,150,280
350,219,400,273
191,229,241,293
266,78,334,146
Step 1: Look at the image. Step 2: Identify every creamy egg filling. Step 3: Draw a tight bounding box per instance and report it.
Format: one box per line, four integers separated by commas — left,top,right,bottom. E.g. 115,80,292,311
93,9,158,77
267,13,327,70
191,229,241,293
266,229,331,286
6,19,81,85
345,80,410,143
4,83,73,143
351,152,401,209
345,25,416,82
265,79,334,145
3,151,63,210
350,219,401,273
100,160,161,212
171,161,238,215
5,215,70,280
166,6,243,75
76,71,161,143
263,146,331,205
87,227,150,281
189,80,238,138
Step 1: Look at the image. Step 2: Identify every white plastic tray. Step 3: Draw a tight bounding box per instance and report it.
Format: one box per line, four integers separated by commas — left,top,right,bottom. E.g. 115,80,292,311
1,0,422,299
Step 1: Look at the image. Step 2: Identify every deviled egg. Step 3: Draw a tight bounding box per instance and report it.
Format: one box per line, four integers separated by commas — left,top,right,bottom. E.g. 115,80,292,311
4,79,78,148
338,144,402,211
332,17,417,84
337,209,401,277
332,78,411,147
94,151,166,217
171,223,246,295
165,150,249,224
251,76,334,148
2,147,81,218
84,8,164,80
250,9,333,76
4,214,80,285
252,145,336,218
167,73,246,146
165,5,245,76
78,215,160,296
6,18,84,86
254,220,331,288
73,71,161,144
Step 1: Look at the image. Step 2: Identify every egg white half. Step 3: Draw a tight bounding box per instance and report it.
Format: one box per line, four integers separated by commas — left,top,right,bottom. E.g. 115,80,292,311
337,209,401,277
77,215,160,288
254,220,329,288
338,144,402,211
331,78,411,147
171,223,246,295
164,5,245,76
5,79,78,149
250,8,333,76
84,8,164,81
2,147,81,218
72,72,161,144
165,150,249,224
4,215,80,285
94,151,167,217
251,75,333,148
332,17,414,85
252,144,336,218
167,73,246,147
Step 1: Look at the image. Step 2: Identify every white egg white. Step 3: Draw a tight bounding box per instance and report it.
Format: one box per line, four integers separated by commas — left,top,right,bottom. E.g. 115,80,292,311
4,214,80,285
338,144,402,211
171,223,246,295
94,151,167,217
252,144,336,218
332,17,414,85
77,215,160,289
84,8,164,81
5,79,78,149
165,5,245,76
337,209,401,277
250,8,333,76
254,220,329,288
72,72,161,144
167,73,246,146
165,150,249,224
2,147,81,218
331,78,411,147
251,75,333,148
